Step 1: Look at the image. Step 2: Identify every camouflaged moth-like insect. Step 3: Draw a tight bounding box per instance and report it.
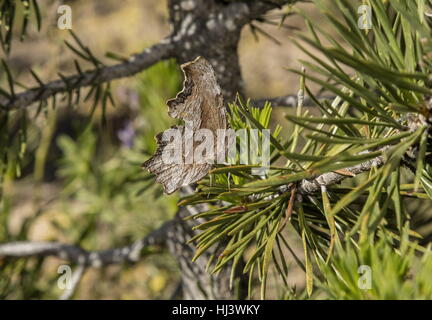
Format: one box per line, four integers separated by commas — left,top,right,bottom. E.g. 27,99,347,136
142,57,228,194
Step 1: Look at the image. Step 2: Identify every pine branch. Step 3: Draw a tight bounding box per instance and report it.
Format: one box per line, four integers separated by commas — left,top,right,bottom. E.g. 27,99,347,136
297,153,385,194
0,40,175,110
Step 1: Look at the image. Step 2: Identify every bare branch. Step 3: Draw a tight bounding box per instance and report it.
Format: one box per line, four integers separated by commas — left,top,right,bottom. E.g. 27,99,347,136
0,40,175,110
0,220,174,267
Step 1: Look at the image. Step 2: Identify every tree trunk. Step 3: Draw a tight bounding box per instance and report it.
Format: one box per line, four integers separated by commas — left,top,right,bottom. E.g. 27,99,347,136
162,0,298,300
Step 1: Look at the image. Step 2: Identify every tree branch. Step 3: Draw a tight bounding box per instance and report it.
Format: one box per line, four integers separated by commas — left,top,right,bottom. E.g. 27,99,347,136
297,154,385,194
241,0,305,22
0,220,174,267
0,40,175,110
222,0,304,27
257,151,386,204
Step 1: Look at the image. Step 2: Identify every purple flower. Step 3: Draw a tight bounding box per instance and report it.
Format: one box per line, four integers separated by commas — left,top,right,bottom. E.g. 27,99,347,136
117,121,136,149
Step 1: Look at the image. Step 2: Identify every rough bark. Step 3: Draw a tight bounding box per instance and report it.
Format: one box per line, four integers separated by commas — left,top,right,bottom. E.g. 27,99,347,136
167,0,245,102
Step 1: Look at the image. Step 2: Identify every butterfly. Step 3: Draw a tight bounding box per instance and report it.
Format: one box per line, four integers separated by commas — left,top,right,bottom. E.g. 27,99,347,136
142,56,228,194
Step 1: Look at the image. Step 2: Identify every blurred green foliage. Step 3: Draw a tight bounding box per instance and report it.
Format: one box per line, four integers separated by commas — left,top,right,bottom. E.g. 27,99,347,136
0,60,183,299
319,232,432,300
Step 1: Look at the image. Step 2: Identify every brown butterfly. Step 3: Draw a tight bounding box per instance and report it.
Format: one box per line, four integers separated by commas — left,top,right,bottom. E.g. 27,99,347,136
142,56,228,194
